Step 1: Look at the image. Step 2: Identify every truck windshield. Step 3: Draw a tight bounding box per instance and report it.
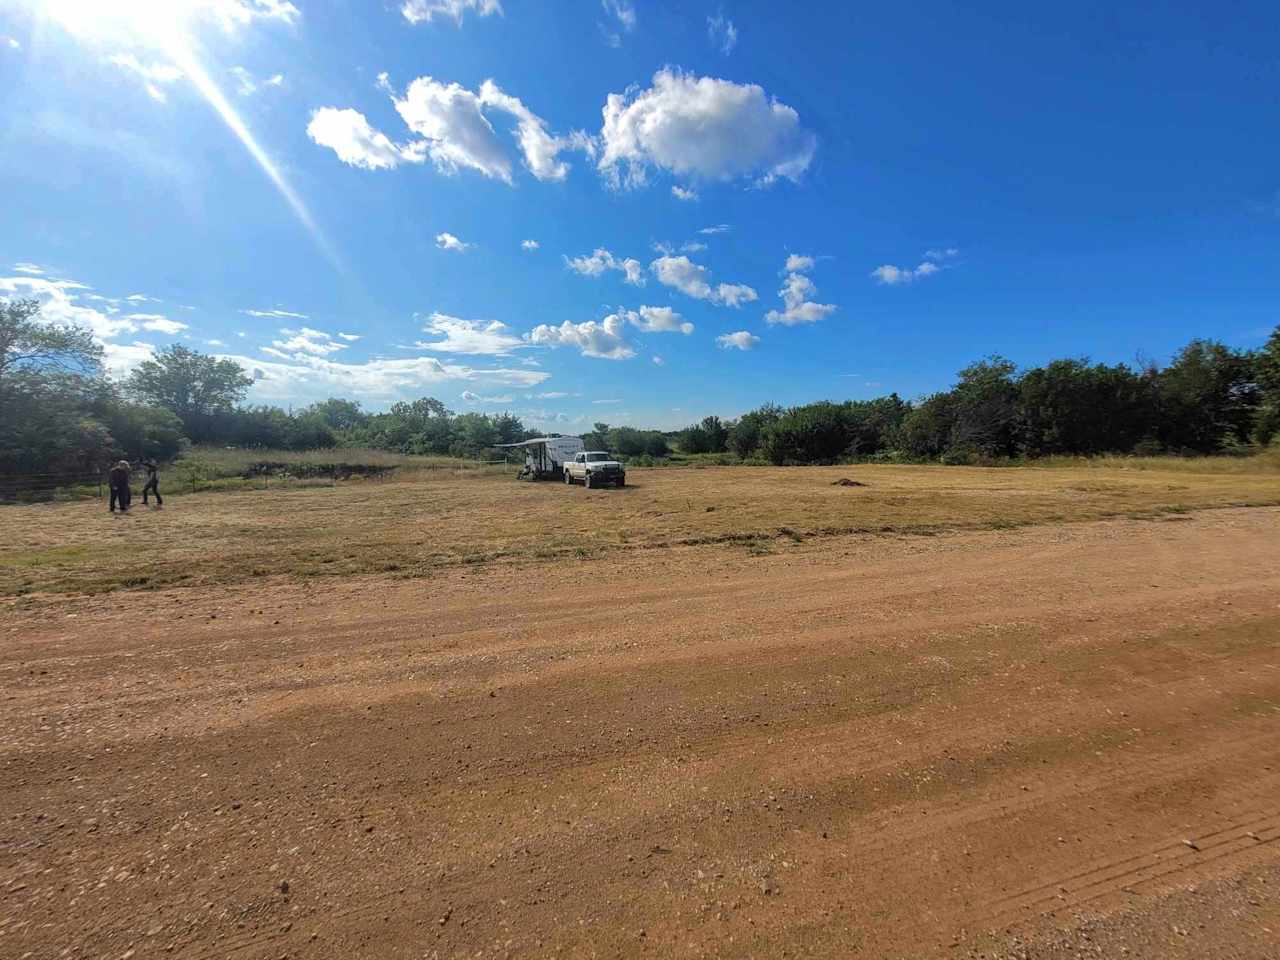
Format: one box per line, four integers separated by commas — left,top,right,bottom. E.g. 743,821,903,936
585,453,611,462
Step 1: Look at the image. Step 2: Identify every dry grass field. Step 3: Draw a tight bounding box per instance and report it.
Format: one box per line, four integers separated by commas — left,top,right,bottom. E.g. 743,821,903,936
2,458,1278,597
2,460,1279,959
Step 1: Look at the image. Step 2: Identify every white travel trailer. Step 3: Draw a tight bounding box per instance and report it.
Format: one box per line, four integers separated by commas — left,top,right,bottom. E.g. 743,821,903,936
498,436,585,481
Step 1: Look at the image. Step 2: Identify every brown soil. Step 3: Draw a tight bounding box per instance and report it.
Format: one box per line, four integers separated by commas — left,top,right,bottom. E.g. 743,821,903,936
2,507,1279,958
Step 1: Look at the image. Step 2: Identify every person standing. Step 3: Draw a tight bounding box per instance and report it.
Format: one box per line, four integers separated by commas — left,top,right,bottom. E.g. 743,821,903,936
141,457,162,507
108,460,132,514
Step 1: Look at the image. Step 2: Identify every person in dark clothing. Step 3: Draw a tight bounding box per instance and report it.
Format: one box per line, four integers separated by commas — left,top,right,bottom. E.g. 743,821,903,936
141,458,162,507
108,460,132,514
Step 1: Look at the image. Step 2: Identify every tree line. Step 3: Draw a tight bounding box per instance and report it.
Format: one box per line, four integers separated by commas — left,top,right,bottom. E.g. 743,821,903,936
680,334,1279,464
2,297,1278,481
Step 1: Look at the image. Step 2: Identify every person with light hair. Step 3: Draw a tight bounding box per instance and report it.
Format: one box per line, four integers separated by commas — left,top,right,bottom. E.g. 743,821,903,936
108,460,132,514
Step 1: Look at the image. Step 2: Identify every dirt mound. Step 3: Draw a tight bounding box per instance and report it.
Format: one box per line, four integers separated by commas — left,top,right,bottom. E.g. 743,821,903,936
832,477,867,486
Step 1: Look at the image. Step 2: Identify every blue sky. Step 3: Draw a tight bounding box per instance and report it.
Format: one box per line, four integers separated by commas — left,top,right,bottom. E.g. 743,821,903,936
1,0,1277,431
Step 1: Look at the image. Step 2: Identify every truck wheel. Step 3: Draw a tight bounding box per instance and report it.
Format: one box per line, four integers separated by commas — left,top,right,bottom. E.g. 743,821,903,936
564,470,571,484
616,478,625,488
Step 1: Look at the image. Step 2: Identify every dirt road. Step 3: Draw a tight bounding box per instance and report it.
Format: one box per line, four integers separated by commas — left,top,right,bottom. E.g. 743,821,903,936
3,508,1279,958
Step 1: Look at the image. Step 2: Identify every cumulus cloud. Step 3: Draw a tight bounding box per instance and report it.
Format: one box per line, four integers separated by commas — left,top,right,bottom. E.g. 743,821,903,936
227,351,548,406
565,248,645,285
598,69,816,188
717,330,760,351
415,312,527,355
401,0,502,25
707,13,738,55
650,255,757,307
765,260,837,325
671,185,698,201
271,326,349,356
627,305,692,335
126,313,188,335
2,35,20,50
652,355,665,366
527,311,635,360
0,274,139,342
871,261,938,285
871,248,959,284
435,231,472,252
306,107,424,171
320,75,591,183
521,239,540,250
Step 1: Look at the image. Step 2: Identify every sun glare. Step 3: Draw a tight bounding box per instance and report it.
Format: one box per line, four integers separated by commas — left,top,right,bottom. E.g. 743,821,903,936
42,0,196,48
32,0,339,269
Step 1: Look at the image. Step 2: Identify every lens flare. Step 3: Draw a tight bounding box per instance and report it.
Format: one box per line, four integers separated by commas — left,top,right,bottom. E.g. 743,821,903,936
31,0,338,267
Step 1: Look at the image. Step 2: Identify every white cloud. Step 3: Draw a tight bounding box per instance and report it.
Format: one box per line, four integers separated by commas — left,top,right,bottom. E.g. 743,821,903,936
124,293,158,302
271,326,349,356
717,331,760,351
534,391,570,399
126,313,188,335
707,14,738,55
625,306,693,335
236,331,247,338
521,239,540,250
565,248,645,285
671,185,698,202
227,351,548,406
598,69,816,188
599,0,636,46
401,0,503,25
356,75,592,184
681,241,707,253
306,107,424,171
871,259,942,285
337,332,361,341
435,231,472,252
652,355,665,366
460,390,514,404
650,255,757,307
527,311,635,360
785,253,815,272
103,340,157,377
229,65,283,96
924,247,960,261
207,338,226,347
765,268,837,325
0,275,138,341
2,36,20,51
699,224,730,235
108,53,183,103
12,263,44,275
416,312,527,355
242,307,308,319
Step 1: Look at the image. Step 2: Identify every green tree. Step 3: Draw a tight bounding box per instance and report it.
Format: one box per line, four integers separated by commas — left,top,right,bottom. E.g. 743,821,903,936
0,298,102,385
1252,325,1280,445
125,345,252,441
1017,359,1156,455
1157,340,1258,452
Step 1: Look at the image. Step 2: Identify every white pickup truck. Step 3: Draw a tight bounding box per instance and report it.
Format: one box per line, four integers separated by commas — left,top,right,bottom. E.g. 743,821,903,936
563,450,626,488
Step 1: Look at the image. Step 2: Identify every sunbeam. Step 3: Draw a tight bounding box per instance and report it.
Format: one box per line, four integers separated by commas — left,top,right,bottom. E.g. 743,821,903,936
31,0,340,268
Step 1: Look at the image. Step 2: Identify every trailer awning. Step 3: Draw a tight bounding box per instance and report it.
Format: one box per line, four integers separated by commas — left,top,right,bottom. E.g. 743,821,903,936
495,438,565,447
